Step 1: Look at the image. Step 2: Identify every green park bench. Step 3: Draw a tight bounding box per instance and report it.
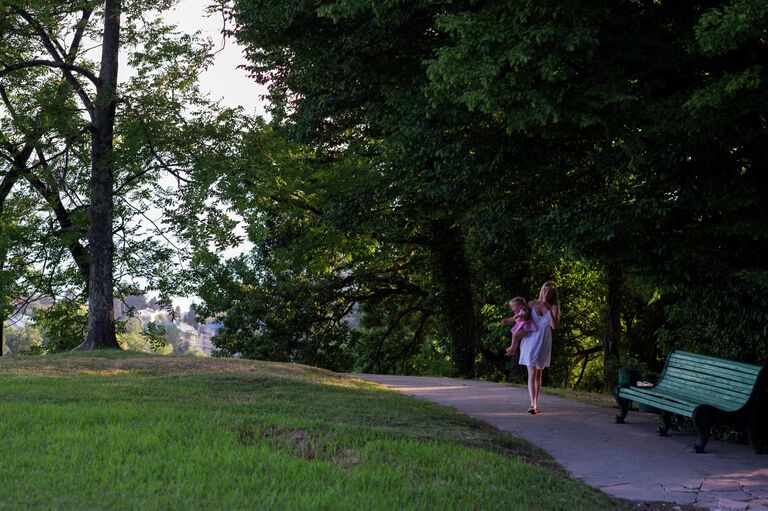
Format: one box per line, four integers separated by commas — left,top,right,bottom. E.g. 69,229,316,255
614,350,767,453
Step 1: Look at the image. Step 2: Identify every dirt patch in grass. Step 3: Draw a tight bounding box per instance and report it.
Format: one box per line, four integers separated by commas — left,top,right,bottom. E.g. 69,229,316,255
206,375,265,387
76,368,133,377
262,427,315,457
444,418,568,474
233,424,364,468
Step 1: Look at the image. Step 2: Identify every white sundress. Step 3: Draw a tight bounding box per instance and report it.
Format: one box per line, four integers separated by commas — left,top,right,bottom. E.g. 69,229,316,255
518,307,552,369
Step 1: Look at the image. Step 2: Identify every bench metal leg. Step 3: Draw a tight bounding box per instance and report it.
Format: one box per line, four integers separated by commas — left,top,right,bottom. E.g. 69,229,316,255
657,412,672,436
746,424,766,454
692,406,715,453
746,408,767,454
746,370,767,454
614,384,630,423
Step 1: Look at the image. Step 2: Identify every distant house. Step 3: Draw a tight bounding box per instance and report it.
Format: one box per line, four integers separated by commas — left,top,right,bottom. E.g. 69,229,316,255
196,321,224,356
175,321,199,345
198,321,224,338
197,336,213,356
134,308,167,325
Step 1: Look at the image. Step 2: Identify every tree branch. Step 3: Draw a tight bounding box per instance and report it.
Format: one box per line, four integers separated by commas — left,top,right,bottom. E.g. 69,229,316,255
67,8,93,62
117,98,196,192
0,165,23,211
0,133,34,212
121,199,186,252
393,308,430,371
24,149,90,283
0,83,19,120
0,59,101,88
11,6,96,116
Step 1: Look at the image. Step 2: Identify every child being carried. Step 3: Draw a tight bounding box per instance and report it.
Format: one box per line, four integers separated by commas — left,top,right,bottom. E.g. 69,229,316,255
501,296,538,358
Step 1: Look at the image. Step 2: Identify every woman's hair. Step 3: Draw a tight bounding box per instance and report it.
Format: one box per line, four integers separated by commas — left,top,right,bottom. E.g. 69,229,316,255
538,281,560,306
509,296,527,309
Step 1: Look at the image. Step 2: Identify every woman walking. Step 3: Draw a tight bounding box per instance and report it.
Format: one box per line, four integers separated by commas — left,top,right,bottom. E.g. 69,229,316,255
519,281,560,414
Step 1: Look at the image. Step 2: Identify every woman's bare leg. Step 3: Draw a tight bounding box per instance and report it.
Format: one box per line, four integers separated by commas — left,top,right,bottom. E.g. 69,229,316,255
526,366,536,411
534,368,543,410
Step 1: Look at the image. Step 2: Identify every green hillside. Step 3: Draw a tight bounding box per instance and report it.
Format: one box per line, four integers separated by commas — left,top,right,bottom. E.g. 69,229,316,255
1,352,631,510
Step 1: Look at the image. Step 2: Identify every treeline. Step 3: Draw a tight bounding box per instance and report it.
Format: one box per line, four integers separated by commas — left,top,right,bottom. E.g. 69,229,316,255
2,1,766,388
184,0,767,387
0,1,240,354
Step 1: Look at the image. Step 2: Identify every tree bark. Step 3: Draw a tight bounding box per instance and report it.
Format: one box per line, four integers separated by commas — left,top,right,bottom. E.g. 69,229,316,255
603,265,622,389
429,220,477,378
24,171,90,283
0,256,4,357
0,148,32,356
75,0,121,350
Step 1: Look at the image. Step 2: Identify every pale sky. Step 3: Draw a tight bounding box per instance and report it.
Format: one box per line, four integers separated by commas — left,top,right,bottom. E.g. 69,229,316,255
163,0,268,117
148,0,264,311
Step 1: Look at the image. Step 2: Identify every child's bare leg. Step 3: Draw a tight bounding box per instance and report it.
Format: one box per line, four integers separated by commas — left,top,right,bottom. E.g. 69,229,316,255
508,331,524,354
505,334,519,356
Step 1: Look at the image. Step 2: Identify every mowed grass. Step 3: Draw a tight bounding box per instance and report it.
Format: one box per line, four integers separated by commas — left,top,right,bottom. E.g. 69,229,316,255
1,352,625,510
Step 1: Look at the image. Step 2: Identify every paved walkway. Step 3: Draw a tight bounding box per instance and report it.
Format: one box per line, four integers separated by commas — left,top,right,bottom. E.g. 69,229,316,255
352,374,768,511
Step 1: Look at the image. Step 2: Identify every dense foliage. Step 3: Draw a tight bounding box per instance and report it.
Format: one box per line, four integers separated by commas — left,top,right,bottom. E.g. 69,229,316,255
3,0,766,388
178,0,768,386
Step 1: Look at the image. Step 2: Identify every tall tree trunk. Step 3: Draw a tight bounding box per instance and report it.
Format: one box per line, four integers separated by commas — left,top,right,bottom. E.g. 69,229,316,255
0,155,27,357
603,265,622,389
430,220,477,378
0,256,4,356
75,0,121,350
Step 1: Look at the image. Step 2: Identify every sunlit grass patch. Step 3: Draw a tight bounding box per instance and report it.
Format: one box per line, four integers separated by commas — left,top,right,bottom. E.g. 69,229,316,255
0,352,634,510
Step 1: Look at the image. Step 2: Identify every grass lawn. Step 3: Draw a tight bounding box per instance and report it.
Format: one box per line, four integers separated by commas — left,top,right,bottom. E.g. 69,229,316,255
541,386,617,408
0,352,666,510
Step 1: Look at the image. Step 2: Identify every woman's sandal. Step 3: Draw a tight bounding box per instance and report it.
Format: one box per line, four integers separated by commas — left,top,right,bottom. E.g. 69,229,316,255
527,407,537,415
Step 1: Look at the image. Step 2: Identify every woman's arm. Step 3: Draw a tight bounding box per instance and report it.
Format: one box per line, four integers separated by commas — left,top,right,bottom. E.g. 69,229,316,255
548,304,560,330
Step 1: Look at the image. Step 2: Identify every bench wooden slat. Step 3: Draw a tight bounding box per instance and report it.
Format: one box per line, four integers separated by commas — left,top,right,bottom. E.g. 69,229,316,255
658,380,752,407
619,395,694,417
619,387,698,407
656,379,749,403
661,367,754,394
652,384,745,411
657,373,754,397
618,388,696,416
653,383,739,406
668,364,756,387
662,367,756,396
672,350,762,371
661,369,754,395
670,352,762,376
667,358,760,385
654,380,749,408
670,357,761,378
